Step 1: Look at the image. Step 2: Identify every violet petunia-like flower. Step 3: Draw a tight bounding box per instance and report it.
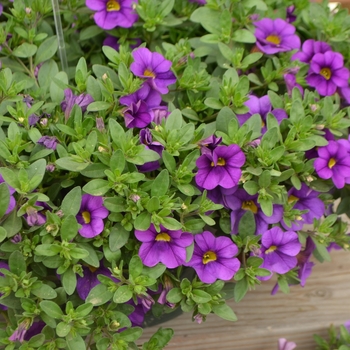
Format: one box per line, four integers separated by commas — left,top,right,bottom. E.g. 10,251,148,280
286,6,296,23
296,237,315,287
314,140,350,189
76,194,109,238
25,206,46,227
123,100,153,129
259,227,302,276
9,319,31,343
197,135,222,155
226,189,283,235
23,322,45,341
130,48,177,94
185,231,240,284
189,0,206,4
284,73,304,96
0,175,16,215
86,0,138,30
278,338,297,350
306,51,350,96
253,18,301,55
195,144,245,190
37,136,58,150
138,128,163,172
135,224,193,269
0,261,9,310
292,39,331,63
61,88,94,121
282,184,324,231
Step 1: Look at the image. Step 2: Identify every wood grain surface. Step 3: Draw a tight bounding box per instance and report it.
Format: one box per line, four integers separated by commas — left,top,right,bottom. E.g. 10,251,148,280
139,249,350,349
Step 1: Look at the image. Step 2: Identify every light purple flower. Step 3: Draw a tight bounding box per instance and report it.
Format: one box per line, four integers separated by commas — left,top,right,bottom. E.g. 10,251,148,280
226,189,284,235
259,227,302,275
282,184,324,231
61,89,94,121
9,319,31,343
284,73,303,96
130,48,177,94
278,338,297,350
135,224,193,269
86,0,138,30
296,237,315,287
37,136,58,150
25,206,46,227
138,128,163,172
189,0,206,4
185,231,240,284
150,106,170,124
306,51,350,96
292,39,331,63
0,174,15,215
286,5,296,23
76,194,109,238
198,135,222,155
254,18,301,55
158,276,175,308
195,144,245,190
314,140,350,189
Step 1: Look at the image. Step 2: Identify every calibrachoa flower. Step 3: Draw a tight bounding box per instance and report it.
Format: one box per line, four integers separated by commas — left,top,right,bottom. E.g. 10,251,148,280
9,319,31,343
0,175,15,215
314,140,350,189
284,73,303,96
259,227,302,275
130,48,177,94
195,144,245,190
186,231,240,284
226,189,283,235
37,136,58,150
253,18,301,54
292,39,331,63
286,5,296,23
85,0,138,30
306,51,350,96
123,100,153,128
135,224,193,268
296,237,316,287
61,88,94,121
278,338,297,350
76,194,109,238
197,135,222,155
282,184,324,231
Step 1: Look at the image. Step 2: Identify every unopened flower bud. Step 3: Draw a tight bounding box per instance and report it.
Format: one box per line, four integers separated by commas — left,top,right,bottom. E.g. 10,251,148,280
130,194,140,202
25,7,31,14
40,118,48,126
310,104,318,112
96,117,105,132
98,146,108,153
102,73,108,81
46,164,55,172
109,321,120,330
181,203,187,210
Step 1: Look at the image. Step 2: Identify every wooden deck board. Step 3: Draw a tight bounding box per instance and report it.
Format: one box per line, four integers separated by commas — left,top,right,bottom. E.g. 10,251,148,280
139,250,350,349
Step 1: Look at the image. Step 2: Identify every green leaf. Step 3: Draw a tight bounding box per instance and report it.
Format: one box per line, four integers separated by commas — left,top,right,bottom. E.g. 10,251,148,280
35,36,58,65
27,159,46,192
212,303,237,321
191,289,212,303
109,119,126,148
290,99,305,123
79,243,100,268
79,25,104,41
234,278,248,302
56,157,89,172
113,285,133,303
134,211,151,231
146,328,174,348
66,334,86,350
119,327,143,342
165,109,183,130
166,288,183,303
161,217,182,230
9,250,26,276
109,224,130,251
86,284,113,306
61,187,82,217
62,268,77,295
151,169,169,197
40,300,63,319
216,107,236,133
110,149,125,173
87,101,112,112
83,179,110,196
259,170,271,188
13,43,37,58
2,209,22,237
31,283,57,299
0,227,7,243
232,29,256,43
238,210,256,238
0,183,10,219
56,322,71,337
142,264,166,280
129,255,143,279
60,215,78,241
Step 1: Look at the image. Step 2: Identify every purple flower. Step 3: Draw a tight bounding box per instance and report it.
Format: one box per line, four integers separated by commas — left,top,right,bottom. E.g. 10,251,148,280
185,231,240,284
123,100,153,129
76,194,109,238
103,35,120,51
23,322,45,341
138,128,163,172
77,265,116,300
284,73,304,96
306,51,350,96
189,0,206,4
135,224,193,269
120,83,161,108
195,144,245,190
25,206,46,227
236,95,287,133
61,89,94,121
226,189,283,235
286,5,296,23
282,184,324,231
296,237,315,287
0,262,9,310
253,18,301,55
278,338,297,350
150,106,170,124
259,227,302,275
158,276,175,308
198,135,222,155
292,39,331,63
0,175,16,215
37,136,58,150
314,140,350,189
130,48,177,94
9,319,31,343
85,0,138,30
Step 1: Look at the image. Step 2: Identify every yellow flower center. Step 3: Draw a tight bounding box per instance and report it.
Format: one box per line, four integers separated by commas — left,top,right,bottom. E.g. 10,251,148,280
288,195,299,204
82,211,91,224
265,245,277,254
155,232,171,242
144,69,156,78
88,265,98,273
106,0,120,11
210,157,226,167
202,251,217,264
241,200,258,214
328,157,336,169
320,67,331,80
266,35,281,45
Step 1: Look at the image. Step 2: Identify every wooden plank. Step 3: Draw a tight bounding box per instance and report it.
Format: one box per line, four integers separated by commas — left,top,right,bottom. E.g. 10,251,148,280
139,249,350,349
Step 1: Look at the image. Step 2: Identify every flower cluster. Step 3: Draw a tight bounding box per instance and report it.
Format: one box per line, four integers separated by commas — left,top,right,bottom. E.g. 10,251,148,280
0,0,349,349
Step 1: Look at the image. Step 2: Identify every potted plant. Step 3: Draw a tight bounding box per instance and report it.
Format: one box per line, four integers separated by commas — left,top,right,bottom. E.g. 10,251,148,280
0,0,349,349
